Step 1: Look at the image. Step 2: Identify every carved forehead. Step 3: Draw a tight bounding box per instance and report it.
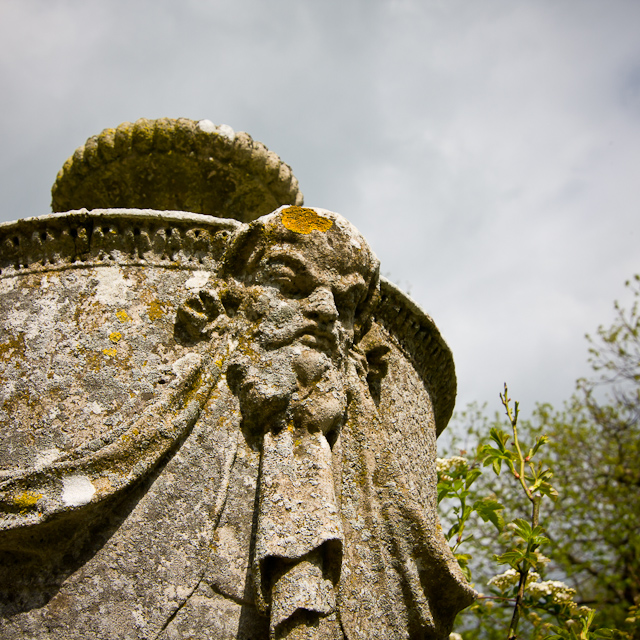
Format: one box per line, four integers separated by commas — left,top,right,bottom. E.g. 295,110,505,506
222,207,379,283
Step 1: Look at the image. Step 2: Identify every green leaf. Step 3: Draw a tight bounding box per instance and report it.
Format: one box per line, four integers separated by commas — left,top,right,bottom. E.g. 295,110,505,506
530,434,549,458
465,467,482,488
436,486,451,504
474,497,505,531
489,427,511,451
539,481,559,501
494,550,526,567
512,518,533,540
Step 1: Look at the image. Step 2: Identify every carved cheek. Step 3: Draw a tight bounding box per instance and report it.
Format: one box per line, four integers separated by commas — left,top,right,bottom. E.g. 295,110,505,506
258,299,305,338
267,300,299,327
252,299,305,349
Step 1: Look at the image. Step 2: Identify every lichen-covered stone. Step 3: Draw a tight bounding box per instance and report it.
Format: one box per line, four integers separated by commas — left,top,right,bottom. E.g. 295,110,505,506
1,126,473,639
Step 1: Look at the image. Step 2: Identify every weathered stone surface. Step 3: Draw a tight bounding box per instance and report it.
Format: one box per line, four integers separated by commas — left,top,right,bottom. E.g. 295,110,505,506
1,123,474,639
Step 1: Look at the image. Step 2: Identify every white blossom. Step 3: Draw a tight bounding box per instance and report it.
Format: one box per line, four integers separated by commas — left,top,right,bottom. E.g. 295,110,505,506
488,568,519,591
436,457,468,473
526,579,576,604
527,571,540,584
487,569,541,593
566,603,594,616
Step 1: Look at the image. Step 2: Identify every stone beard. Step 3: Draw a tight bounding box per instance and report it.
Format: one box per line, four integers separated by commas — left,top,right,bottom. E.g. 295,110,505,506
0,206,476,640
230,346,347,639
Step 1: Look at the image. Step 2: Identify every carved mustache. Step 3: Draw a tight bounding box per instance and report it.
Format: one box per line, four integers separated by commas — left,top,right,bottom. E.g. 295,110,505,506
256,321,341,355
294,324,339,352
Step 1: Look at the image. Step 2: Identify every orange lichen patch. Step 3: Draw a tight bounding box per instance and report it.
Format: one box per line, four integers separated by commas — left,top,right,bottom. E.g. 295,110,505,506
281,206,333,234
103,347,117,357
147,300,164,320
116,309,131,323
109,332,122,343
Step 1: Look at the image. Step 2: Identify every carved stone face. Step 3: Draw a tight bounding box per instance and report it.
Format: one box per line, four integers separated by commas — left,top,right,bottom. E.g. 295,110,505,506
228,208,379,364
223,209,379,438
249,248,366,360
178,207,382,452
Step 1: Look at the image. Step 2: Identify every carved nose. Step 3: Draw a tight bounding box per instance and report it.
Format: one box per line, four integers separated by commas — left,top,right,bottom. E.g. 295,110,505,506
305,287,339,322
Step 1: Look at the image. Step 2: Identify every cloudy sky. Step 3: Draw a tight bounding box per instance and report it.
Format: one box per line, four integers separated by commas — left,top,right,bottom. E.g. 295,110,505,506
2,0,640,422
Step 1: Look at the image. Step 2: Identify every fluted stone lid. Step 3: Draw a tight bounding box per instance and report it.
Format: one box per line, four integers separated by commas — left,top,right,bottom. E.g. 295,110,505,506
52,118,303,222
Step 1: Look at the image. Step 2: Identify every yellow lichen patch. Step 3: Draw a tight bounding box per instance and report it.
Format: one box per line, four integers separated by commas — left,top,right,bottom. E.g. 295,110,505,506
281,206,333,234
121,428,141,445
147,300,164,320
14,491,42,510
109,332,122,343
103,347,117,357
116,309,131,323
0,334,26,361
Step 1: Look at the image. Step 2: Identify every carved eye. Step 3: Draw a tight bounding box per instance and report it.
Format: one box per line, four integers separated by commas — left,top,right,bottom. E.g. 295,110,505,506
266,265,296,291
335,285,367,324
262,261,308,297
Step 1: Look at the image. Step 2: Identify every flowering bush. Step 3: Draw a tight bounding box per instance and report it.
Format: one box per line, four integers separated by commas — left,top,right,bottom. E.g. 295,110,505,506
439,386,637,640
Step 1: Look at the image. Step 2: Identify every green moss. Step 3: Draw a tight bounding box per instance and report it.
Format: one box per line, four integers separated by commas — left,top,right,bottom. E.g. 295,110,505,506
132,118,155,154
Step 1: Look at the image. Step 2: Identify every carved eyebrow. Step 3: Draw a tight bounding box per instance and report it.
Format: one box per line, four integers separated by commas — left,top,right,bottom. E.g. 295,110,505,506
260,251,309,275
335,273,367,293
